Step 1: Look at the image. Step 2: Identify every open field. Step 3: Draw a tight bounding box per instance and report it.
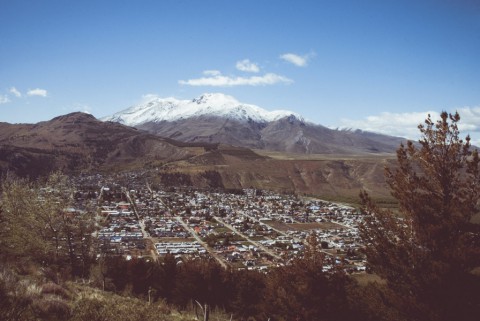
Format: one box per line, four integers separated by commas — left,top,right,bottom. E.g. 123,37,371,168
253,149,396,161
261,220,346,232
151,237,196,243
351,273,386,286
288,222,345,230
261,219,295,231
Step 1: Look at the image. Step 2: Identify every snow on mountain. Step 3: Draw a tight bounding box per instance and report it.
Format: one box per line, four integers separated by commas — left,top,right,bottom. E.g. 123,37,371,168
102,93,302,126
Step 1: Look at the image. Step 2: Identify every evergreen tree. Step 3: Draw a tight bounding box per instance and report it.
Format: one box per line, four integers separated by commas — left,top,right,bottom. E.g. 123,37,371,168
231,270,266,320
360,112,480,321
261,232,355,321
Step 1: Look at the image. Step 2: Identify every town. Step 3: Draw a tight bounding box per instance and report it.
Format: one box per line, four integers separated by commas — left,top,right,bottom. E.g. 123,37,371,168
75,172,367,273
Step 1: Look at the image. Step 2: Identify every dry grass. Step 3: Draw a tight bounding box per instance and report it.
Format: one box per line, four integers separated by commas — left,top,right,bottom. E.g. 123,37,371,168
471,266,480,276
41,282,71,300
253,149,396,161
351,273,386,286
32,297,71,320
471,213,480,224
288,222,344,231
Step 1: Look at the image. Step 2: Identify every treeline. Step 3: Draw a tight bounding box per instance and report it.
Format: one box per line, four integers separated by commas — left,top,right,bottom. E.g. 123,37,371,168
93,254,373,321
158,170,225,189
159,172,193,187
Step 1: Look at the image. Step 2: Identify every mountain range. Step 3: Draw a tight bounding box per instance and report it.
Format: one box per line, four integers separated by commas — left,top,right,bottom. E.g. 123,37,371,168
102,93,405,154
0,113,193,177
0,95,407,200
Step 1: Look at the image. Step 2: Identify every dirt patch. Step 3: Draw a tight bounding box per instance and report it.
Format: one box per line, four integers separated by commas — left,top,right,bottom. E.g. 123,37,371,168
351,273,386,286
153,237,196,243
288,222,344,230
471,213,480,224
262,220,295,231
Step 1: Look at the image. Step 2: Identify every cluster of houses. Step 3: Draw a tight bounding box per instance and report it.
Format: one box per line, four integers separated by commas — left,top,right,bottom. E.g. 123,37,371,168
96,205,146,255
155,242,206,255
144,217,190,238
73,173,367,272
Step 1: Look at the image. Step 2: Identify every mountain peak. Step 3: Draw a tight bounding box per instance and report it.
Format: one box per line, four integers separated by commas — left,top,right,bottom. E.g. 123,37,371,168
102,93,302,126
50,112,97,123
192,93,238,105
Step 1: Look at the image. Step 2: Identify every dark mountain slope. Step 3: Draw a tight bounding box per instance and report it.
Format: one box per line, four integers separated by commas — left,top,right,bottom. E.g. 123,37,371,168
137,115,406,155
0,112,193,177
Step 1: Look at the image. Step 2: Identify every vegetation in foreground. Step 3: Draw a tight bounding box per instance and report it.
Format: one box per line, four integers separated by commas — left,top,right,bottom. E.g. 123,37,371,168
359,112,480,320
0,112,479,321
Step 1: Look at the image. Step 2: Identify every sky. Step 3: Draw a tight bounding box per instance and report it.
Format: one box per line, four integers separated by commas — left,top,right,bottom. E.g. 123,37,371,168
1,0,479,143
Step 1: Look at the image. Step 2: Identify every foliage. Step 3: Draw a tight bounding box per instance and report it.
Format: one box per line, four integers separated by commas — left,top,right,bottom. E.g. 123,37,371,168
261,235,355,321
0,267,35,321
70,295,172,321
359,112,480,321
160,172,192,187
201,170,224,189
0,172,96,279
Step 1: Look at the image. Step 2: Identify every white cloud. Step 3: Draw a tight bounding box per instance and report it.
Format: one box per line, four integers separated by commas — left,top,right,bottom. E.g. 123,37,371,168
203,70,222,76
0,95,10,104
179,72,292,87
71,103,91,114
9,87,21,98
340,111,438,139
339,107,480,146
27,88,48,97
142,93,160,101
236,59,260,73
280,52,314,67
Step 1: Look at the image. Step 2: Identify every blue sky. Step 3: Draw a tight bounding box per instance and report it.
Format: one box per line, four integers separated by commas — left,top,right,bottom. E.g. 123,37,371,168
1,0,479,142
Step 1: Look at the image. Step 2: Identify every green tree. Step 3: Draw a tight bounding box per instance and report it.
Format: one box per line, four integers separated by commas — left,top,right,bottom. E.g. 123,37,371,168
359,112,480,321
157,253,177,303
260,232,356,321
0,175,51,264
0,173,96,279
231,270,266,320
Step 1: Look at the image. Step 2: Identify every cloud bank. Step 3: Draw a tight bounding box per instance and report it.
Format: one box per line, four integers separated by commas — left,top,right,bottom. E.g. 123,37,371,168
179,72,292,87
340,107,480,145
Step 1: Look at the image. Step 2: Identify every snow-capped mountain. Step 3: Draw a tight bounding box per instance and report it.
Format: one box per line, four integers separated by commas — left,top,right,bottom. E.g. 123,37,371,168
103,93,406,154
102,93,302,126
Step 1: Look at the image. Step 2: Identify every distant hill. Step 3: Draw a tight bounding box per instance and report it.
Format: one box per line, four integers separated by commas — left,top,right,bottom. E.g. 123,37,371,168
103,93,407,154
0,112,396,201
0,112,193,178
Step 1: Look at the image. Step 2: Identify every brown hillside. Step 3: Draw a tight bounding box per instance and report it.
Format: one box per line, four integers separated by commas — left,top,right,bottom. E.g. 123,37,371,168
0,113,193,177
0,112,396,202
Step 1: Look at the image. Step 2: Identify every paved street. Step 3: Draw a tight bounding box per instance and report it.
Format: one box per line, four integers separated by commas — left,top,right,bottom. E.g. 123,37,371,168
174,216,228,268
